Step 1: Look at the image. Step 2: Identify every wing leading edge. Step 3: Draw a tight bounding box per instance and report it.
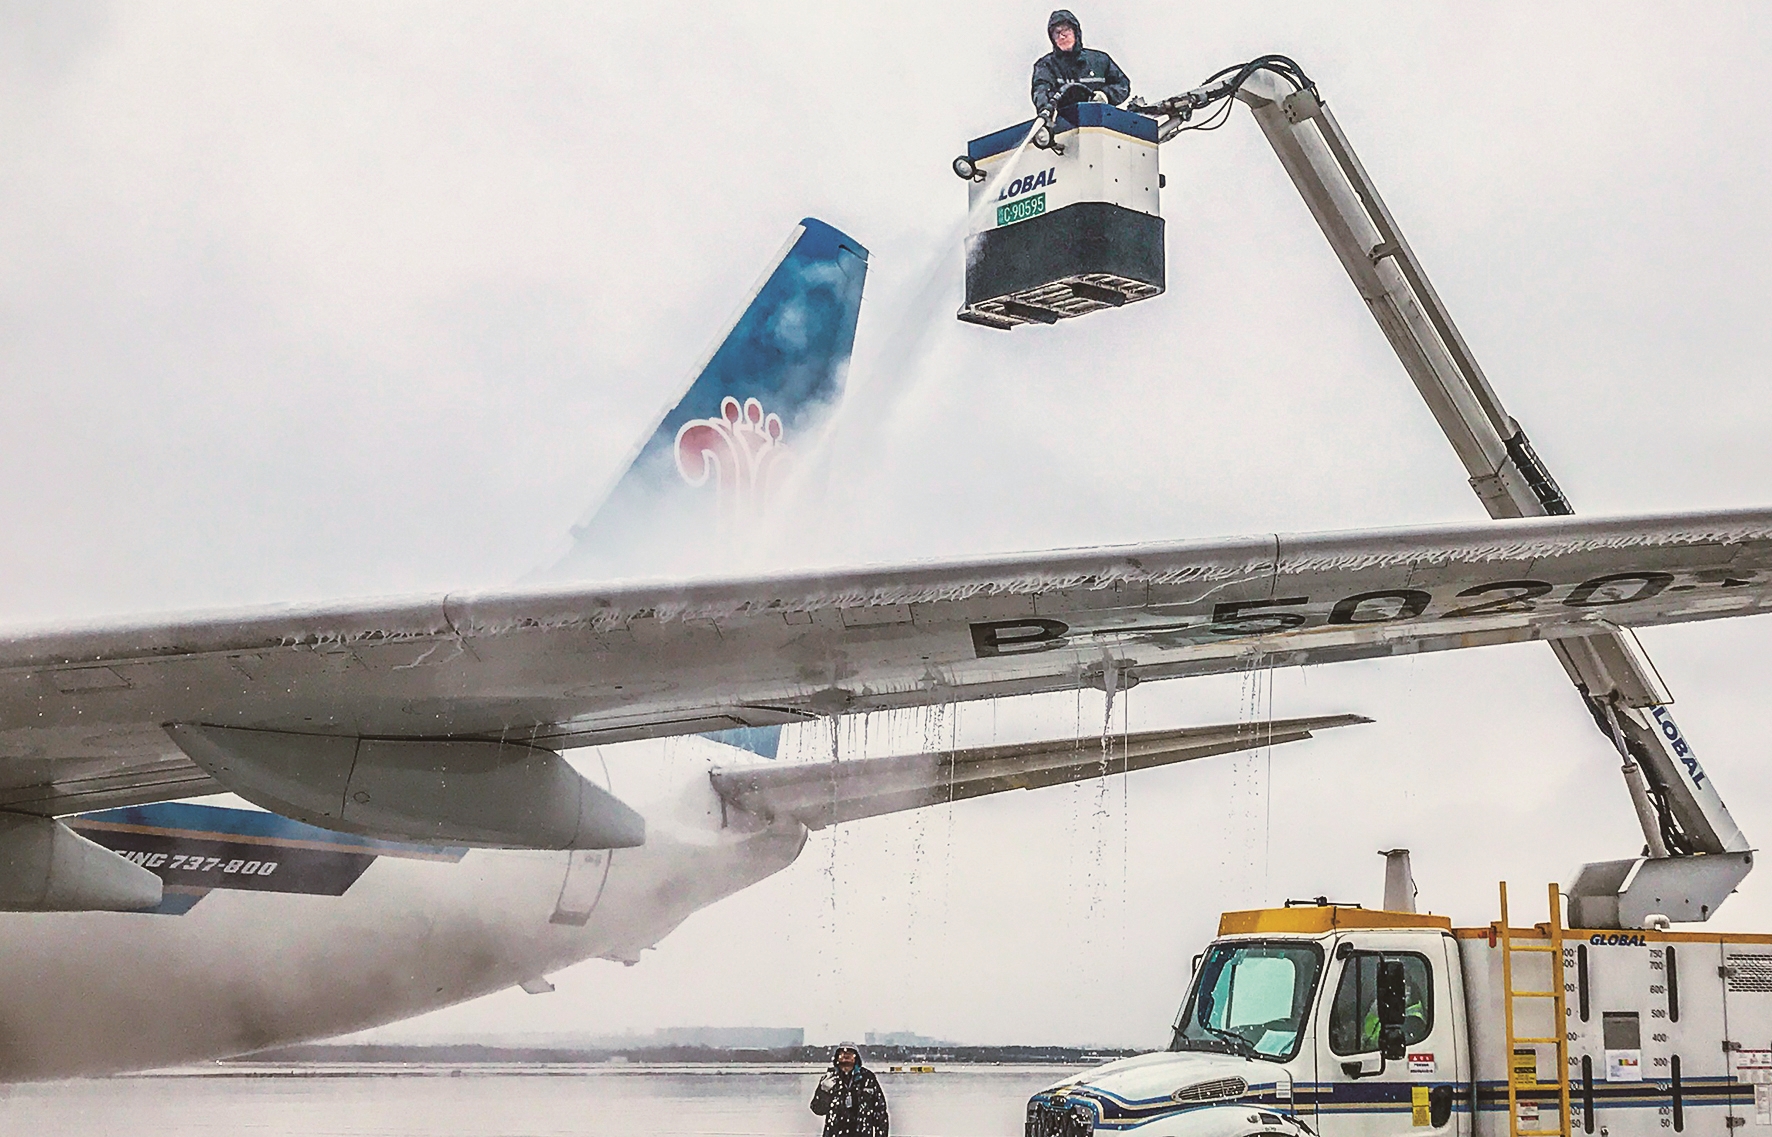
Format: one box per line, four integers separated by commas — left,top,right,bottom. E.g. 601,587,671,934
0,508,1768,804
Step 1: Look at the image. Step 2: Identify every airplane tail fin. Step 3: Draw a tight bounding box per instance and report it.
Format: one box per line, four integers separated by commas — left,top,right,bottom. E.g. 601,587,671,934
544,218,869,584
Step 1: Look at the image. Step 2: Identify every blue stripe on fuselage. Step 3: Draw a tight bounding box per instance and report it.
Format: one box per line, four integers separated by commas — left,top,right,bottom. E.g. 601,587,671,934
67,802,467,916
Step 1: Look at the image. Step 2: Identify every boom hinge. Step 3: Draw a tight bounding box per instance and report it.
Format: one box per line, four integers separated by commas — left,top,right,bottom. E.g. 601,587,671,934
1504,428,1573,516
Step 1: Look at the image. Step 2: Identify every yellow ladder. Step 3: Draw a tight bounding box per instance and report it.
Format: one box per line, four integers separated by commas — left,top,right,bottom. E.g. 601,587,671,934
1500,882,1571,1137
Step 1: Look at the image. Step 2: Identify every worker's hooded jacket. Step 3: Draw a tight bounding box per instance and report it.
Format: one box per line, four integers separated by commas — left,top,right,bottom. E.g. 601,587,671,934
809,1046,890,1137
1031,10,1130,114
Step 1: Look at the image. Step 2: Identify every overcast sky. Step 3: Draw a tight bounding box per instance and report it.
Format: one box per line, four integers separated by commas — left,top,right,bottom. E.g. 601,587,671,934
4,2,1772,1049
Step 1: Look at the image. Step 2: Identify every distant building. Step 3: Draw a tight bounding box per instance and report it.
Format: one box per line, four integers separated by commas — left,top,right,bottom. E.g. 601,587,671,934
651,1027,805,1049
864,1031,951,1048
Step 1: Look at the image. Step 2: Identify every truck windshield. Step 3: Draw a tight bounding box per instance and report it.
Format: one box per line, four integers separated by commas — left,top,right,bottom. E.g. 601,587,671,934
1170,940,1324,1062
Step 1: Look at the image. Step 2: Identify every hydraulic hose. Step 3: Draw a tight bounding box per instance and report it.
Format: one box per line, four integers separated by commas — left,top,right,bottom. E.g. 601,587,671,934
1127,54,1317,135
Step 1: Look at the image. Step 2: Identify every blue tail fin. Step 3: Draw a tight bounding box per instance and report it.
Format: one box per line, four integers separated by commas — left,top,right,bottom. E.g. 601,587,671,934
544,218,869,585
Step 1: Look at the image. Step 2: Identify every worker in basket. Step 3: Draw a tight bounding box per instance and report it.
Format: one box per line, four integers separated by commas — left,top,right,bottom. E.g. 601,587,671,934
1031,10,1131,122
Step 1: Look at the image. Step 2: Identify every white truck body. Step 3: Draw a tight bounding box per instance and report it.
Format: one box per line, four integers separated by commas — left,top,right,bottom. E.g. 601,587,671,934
1030,904,1772,1137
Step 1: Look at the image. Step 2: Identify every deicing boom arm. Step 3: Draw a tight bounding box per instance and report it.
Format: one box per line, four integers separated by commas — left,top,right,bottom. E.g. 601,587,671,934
1136,61,1750,904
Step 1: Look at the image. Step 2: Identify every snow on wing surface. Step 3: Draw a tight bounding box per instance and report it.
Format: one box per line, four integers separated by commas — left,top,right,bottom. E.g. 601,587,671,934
0,509,1769,799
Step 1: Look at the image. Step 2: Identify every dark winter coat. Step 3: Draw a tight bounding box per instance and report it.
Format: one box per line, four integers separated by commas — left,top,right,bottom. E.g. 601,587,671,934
809,1050,890,1137
1031,9,1130,114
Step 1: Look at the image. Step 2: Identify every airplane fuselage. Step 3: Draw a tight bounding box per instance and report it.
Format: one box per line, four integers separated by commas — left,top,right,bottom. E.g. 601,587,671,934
0,744,804,1081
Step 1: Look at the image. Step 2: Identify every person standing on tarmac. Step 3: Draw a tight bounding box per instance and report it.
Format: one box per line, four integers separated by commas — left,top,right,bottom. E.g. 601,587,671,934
1031,10,1131,121
809,1044,890,1137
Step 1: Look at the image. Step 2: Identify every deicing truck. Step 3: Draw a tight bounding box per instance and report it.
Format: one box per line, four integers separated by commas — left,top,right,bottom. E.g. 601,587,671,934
947,57,1764,1137
1028,873,1772,1137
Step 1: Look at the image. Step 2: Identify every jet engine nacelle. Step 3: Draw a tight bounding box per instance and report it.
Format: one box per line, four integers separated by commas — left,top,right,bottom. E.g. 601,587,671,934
0,812,163,912
168,724,645,850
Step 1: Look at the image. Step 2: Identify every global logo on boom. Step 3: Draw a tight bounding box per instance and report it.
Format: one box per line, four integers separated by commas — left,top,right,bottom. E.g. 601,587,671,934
1650,707,1708,788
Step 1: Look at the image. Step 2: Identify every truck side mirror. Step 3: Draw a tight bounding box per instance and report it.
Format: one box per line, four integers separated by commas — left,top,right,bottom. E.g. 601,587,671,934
1377,958,1408,1061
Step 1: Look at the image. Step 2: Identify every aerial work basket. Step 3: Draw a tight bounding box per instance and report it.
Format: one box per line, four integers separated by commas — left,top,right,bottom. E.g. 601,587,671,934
953,103,1165,330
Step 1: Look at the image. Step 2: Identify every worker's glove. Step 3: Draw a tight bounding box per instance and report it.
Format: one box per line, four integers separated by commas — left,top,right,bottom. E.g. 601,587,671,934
818,1073,839,1093
1038,105,1057,125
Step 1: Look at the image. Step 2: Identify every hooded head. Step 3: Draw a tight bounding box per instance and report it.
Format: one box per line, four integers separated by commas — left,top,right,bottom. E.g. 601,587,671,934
832,1043,864,1071
1047,9,1082,53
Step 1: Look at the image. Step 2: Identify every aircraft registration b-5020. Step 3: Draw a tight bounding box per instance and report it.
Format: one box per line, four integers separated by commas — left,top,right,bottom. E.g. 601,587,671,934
0,217,1768,1081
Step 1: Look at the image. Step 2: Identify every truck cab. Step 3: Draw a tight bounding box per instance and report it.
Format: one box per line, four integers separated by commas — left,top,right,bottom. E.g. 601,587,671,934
1029,905,1467,1137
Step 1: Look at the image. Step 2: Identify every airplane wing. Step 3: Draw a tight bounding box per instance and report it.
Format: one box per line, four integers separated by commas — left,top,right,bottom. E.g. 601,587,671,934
709,714,1369,830
1,508,1769,824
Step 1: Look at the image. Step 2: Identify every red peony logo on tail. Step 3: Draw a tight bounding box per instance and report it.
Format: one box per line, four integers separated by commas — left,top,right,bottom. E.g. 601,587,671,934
674,396,789,517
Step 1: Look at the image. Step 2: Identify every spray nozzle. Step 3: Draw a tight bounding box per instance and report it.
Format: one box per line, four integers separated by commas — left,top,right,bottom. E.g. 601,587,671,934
1031,123,1064,154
